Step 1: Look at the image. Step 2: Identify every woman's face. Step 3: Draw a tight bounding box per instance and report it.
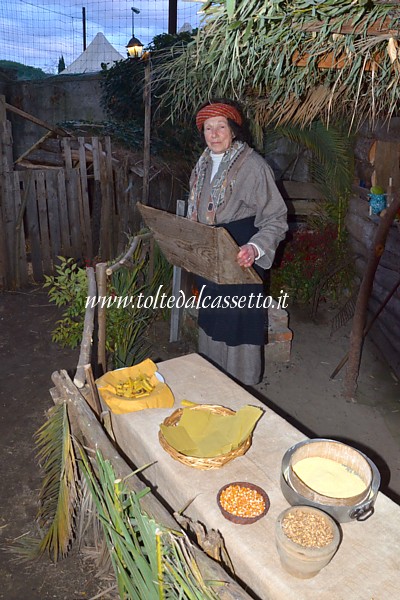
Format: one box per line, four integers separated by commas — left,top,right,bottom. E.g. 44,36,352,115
203,116,234,154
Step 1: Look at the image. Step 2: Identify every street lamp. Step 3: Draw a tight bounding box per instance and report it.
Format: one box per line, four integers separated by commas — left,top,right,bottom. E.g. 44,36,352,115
126,35,144,58
126,6,143,58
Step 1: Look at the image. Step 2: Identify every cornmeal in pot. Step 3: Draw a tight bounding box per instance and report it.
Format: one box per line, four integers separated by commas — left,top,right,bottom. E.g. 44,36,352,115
293,457,367,498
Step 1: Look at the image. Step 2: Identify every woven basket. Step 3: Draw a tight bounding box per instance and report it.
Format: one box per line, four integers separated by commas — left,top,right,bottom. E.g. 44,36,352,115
158,404,252,470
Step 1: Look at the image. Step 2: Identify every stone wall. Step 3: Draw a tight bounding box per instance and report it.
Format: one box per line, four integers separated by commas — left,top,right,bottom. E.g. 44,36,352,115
1,73,106,159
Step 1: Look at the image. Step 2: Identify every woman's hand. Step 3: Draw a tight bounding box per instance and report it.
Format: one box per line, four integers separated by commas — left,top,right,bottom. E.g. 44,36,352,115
237,244,256,268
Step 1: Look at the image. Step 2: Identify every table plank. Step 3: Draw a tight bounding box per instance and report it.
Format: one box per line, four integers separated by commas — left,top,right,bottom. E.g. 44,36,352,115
111,354,400,600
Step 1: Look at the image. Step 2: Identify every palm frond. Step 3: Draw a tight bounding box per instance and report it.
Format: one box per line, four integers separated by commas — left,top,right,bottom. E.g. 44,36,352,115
266,121,354,207
11,402,78,562
107,237,173,368
330,288,359,334
78,449,219,600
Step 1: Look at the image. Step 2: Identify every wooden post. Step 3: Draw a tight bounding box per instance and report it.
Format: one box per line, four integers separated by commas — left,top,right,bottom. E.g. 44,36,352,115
0,95,14,288
0,203,8,289
78,137,92,260
36,170,52,275
142,56,151,206
343,193,400,399
169,199,186,342
95,262,108,375
13,170,30,287
103,136,115,258
74,267,97,388
62,138,81,257
168,0,177,34
91,136,102,257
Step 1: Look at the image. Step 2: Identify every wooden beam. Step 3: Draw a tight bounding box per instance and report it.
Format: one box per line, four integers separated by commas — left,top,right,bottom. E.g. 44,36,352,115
15,131,53,164
285,199,319,217
292,49,382,71
74,267,96,389
142,57,151,206
5,102,69,137
300,16,396,36
95,262,107,375
277,180,325,200
170,199,186,342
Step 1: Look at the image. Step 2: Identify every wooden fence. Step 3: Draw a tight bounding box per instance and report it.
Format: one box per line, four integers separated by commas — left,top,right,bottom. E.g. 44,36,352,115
0,88,189,290
0,127,143,289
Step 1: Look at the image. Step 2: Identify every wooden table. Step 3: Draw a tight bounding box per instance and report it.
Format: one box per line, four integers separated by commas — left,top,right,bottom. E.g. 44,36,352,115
111,354,400,600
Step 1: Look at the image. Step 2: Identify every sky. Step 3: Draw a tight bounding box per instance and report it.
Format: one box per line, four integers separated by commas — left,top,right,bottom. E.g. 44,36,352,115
0,0,203,73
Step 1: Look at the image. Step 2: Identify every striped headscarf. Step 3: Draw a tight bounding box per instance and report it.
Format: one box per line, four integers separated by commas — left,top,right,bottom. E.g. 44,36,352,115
196,103,243,131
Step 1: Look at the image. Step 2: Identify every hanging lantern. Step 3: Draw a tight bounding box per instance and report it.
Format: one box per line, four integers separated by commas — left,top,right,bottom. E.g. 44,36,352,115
126,36,144,58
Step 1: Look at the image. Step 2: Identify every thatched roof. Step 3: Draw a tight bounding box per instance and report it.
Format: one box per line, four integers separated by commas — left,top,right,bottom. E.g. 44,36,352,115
158,1,400,133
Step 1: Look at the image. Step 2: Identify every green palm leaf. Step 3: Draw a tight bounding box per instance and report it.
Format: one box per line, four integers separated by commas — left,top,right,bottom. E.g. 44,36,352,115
78,449,219,599
266,121,354,204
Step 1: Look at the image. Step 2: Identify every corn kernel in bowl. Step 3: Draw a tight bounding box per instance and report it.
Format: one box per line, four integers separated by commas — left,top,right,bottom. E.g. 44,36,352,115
217,482,270,524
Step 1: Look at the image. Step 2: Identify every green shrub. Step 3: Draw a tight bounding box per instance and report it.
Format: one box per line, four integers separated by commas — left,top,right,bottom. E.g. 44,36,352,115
44,241,172,368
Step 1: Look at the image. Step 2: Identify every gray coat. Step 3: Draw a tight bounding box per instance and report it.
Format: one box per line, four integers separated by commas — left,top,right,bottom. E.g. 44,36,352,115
191,145,288,270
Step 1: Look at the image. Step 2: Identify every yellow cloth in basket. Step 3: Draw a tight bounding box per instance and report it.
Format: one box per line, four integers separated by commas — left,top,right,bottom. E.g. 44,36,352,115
96,359,174,415
160,405,262,458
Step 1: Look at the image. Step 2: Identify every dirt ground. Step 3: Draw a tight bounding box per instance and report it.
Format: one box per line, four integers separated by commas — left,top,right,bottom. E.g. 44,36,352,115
0,287,399,599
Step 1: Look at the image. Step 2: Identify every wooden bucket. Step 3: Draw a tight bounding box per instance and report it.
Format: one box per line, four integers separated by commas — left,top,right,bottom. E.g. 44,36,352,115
288,440,372,507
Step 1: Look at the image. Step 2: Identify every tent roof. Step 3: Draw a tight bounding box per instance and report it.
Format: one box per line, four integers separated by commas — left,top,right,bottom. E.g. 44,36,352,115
61,32,124,75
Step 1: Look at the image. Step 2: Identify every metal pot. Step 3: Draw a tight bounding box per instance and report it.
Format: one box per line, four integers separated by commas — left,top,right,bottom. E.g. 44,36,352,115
280,439,381,523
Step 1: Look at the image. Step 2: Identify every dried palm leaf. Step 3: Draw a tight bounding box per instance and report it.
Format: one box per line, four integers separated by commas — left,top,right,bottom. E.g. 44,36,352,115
330,290,359,335
11,402,79,562
155,0,400,134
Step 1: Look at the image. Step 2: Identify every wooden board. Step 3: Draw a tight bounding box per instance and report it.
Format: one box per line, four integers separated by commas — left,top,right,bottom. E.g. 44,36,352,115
112,353,400,600
277,180,325,200
91,136,102,257
35,170,52,275
78,137,92,259
46,170,62,260
2,172,16,286
25,172,43,281
13,171,29,287
62,139,81,257
276,180,323,218
115,165,130,254
56,168,72,256
103,136,115,259
371,141,400,192
138,203,262,285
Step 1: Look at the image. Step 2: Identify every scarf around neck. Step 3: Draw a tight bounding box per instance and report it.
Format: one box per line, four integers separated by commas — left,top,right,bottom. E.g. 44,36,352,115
187,140,249,224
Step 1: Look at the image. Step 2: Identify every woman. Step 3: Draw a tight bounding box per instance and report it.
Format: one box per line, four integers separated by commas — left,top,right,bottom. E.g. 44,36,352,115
187,100,288,385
